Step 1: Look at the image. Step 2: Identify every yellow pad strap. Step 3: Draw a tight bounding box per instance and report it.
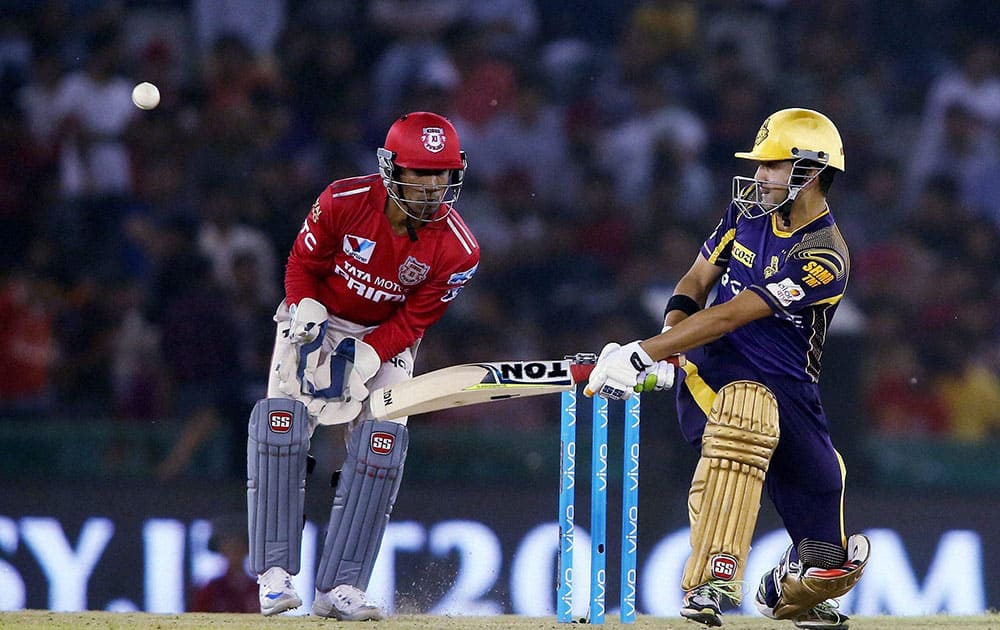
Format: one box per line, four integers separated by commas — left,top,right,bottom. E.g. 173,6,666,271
682,381,780,594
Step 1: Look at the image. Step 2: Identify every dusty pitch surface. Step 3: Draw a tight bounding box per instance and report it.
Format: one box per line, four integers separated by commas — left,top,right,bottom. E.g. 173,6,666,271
2,611,1000,629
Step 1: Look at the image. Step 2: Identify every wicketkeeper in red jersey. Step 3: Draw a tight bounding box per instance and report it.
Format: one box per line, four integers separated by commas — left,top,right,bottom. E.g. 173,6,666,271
247,112,479,620
585,109,868,630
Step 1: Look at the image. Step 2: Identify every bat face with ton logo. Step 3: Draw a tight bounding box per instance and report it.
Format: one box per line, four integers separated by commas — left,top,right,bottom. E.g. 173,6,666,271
368,355,598,421
359,353,683,422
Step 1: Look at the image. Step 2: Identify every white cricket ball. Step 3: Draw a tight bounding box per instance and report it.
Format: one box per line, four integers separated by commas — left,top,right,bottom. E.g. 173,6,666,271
131,81,160,110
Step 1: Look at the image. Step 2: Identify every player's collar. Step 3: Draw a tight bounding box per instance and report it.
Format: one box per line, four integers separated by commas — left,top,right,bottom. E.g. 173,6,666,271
770,203,830,237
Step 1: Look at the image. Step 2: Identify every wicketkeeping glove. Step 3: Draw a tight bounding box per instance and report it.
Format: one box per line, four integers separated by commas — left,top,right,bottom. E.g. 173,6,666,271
275,298,330,396
308,337,381,426
275,337,326,397
584,340,654,401
286,297,328,344
306,395,362,426
309,337,380,402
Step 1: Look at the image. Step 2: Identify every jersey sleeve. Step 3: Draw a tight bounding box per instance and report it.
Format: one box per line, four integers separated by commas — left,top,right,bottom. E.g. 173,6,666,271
700,203,740,267
747,225,850,316
284,190,340,307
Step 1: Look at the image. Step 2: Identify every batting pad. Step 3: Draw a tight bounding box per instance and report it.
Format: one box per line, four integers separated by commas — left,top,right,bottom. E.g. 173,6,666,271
247,398,310,575
315,419,409,592
773,533,870,619
682,381,780,594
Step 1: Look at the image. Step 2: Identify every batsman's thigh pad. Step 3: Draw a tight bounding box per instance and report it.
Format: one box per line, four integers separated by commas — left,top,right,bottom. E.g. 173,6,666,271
316,419,409,591
774,533,870,619
683,381,780,592
248,398,311,574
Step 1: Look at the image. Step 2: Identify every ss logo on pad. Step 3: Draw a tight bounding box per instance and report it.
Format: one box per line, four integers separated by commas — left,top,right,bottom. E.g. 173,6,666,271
269,411,292,433
370,432,395,455
710,554,738,580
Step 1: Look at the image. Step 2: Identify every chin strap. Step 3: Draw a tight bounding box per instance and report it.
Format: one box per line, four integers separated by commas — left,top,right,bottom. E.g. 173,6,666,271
779,206,792,227
778,185,800,227
405,219,418,242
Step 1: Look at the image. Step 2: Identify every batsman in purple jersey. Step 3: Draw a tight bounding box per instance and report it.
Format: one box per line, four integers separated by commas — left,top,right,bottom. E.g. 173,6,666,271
585,109,869,630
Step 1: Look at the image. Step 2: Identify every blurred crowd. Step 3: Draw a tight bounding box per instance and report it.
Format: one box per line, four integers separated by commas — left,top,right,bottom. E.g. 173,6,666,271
1,0,999,478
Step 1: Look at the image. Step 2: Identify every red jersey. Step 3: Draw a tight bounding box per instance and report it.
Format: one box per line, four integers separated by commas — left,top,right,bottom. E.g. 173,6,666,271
284,174,479,362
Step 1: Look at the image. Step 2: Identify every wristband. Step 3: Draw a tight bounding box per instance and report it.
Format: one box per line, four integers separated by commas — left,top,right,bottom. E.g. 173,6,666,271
664,294,701,318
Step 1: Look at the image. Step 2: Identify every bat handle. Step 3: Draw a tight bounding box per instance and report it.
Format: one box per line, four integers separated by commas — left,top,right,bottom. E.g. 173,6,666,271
569,363,595,383
568,353,685,383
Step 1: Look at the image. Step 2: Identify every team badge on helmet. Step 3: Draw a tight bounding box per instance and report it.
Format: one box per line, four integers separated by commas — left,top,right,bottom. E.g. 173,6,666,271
754,117,770,147
421,127,446,153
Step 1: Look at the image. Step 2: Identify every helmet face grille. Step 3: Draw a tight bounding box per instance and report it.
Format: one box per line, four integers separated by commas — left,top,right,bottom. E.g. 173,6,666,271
731,158,825,220
377,147,465,223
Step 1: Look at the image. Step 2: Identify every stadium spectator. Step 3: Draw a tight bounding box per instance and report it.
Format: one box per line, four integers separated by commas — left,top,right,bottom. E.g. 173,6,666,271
0,0,998,489
191,514,258,613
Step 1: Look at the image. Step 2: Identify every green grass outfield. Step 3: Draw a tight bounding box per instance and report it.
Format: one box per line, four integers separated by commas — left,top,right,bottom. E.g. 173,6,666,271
1,611,999,629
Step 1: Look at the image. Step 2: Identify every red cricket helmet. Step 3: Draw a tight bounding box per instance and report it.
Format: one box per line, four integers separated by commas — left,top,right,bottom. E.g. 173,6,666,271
377,112,467,222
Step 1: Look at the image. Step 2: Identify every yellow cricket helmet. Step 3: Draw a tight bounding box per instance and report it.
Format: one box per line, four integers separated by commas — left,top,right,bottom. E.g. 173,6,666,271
735,108,844,171
731,108,844,220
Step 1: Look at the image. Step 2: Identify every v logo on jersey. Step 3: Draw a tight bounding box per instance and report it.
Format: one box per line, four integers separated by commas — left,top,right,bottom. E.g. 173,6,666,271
344,235,376,264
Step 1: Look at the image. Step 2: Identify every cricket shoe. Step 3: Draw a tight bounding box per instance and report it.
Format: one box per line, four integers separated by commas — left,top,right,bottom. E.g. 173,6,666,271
680,580,740,627
312,584,384,621
257,566,302,616
755,565,781,618
794,600,850,630
756,572,849,630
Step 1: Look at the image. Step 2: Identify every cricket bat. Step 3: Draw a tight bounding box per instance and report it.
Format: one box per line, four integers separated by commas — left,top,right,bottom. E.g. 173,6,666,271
367,352,685,420
368,354,598,420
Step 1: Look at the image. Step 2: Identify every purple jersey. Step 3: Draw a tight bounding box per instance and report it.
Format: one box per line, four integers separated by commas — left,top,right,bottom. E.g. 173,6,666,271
699,202,850,382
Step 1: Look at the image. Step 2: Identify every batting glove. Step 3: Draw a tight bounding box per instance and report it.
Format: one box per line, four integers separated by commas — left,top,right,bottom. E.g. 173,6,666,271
584,341,654,401
636,325,677,393
635,360,676,393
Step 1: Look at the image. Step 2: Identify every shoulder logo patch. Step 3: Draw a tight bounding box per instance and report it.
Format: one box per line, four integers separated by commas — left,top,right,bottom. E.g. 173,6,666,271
765,278,806,307
448,262,478,285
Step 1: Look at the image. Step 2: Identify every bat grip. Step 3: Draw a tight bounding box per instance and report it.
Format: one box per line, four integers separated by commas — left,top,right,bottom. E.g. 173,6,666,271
569,354,684,383
570,363,595,382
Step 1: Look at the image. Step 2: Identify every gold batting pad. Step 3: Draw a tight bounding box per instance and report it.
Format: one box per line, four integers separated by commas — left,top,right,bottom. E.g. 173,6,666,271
774,533,870,619
682,381,780,594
